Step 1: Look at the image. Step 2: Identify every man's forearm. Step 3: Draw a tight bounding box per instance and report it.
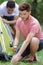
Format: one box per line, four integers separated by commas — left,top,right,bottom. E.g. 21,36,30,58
2,18,16,25
4,19,16,25
13,37,20,48
17,33,35,56
17,39,30,56
6,20,16,25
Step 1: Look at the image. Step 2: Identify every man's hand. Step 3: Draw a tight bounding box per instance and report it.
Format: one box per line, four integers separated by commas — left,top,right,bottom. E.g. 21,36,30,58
2,18,6,22
12,45,17,52
11,54,20,64
2,18,9,23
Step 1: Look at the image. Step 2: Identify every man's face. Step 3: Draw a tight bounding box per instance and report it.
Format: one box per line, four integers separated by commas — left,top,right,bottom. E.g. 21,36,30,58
7,7,14,14
19,10,31,22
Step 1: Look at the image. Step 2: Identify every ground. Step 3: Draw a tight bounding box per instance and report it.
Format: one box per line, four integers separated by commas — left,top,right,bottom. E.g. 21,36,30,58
0,50,43,65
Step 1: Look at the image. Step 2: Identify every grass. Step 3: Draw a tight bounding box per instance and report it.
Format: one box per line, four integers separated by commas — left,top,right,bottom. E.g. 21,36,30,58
0,50,43,65
0,20,43,65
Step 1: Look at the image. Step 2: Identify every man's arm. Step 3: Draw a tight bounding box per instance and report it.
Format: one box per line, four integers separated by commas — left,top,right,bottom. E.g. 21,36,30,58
17,32,35,56
13,26,20,50
1,16,18,25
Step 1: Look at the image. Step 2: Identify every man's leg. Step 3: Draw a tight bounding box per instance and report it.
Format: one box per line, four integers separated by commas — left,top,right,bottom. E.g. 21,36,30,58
11,37,43,63
29,37,39,61
11,44,30,64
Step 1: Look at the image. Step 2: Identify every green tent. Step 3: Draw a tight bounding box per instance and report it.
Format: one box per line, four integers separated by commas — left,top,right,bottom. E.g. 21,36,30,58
0,17,13,59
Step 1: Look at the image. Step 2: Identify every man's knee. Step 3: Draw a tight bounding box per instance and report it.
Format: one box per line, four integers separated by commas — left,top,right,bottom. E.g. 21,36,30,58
30,37,39,49
31,37,39,45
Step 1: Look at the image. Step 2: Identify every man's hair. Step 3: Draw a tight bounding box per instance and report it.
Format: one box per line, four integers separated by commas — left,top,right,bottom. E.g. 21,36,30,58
19,2,31,12
6,1,15,8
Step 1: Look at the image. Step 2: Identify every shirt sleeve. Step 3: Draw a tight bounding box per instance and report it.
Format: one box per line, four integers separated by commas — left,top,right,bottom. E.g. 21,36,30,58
14,3,19,16
14,8,19,16
0,4,5,16
0,1,7,16
16,19,20,30
0,7,4,16
30,25,40,35
16,18,21,30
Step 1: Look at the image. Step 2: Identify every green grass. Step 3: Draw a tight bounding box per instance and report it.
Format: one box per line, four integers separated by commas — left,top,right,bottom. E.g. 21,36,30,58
0,20,43,65
0,50,43,65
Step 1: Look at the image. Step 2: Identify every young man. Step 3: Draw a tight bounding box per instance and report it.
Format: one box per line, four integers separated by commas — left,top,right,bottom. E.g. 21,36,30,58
11,2,43,64
0,0,19,38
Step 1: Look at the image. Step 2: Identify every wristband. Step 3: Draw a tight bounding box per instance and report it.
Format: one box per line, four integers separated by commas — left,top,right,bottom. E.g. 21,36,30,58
13,45,17,48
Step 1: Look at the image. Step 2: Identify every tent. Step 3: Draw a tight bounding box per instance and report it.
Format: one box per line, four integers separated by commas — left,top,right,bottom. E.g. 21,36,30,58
0,17,14,61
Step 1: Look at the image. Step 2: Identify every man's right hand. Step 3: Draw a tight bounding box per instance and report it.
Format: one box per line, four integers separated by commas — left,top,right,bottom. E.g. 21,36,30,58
12,46,17,52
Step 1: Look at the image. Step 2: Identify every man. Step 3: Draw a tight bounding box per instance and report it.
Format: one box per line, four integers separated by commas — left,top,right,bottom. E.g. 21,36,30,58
0,0,19,38
11,2,43,64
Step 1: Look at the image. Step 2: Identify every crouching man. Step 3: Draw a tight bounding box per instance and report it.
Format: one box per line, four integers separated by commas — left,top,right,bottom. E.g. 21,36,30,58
11,2,43,64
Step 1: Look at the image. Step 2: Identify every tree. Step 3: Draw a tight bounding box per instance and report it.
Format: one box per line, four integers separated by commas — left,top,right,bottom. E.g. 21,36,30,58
31,0,38,18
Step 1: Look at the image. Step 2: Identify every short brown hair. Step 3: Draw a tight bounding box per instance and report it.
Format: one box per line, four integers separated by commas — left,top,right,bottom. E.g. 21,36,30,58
19,2,31,12
6,1,15,8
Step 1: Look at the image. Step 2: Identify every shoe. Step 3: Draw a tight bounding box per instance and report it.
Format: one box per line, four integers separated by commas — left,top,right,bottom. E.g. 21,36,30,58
28,55,38,63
